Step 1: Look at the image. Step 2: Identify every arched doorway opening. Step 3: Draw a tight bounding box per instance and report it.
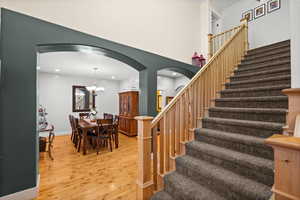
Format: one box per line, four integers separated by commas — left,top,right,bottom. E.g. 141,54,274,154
156,69,190,113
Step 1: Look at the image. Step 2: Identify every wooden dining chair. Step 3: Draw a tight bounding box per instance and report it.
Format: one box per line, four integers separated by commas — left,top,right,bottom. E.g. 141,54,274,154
79,112,90,119
112,115,119,148
104,113,113,120
96,119,113,154
69,115,76,143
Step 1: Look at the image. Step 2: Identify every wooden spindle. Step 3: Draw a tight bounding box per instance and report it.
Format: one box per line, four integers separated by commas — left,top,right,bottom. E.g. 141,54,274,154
208,33,213,59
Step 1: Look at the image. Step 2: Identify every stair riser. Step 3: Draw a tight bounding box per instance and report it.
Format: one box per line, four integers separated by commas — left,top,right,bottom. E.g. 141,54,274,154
209,110,286,123
230,70,291,82
176,159,264,200
247,41,290,55
195,133,274,160
220,88,288,98
245,47,290,61
215,100,288,109
226,79,290,89
235,63,290,75
241,54,290,66
202,120,282,138
164,179,185,200
184,148,274,186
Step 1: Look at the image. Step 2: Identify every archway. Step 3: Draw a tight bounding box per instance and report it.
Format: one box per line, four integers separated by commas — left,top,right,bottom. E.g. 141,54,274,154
0,8,199,197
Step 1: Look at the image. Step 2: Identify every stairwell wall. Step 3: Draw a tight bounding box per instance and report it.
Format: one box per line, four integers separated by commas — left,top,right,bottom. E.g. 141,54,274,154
0,0,203,64
290,0,300,88
221,0,290,49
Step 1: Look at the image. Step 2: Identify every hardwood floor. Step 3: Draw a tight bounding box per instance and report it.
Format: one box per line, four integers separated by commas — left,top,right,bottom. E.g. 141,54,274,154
36,134,137,200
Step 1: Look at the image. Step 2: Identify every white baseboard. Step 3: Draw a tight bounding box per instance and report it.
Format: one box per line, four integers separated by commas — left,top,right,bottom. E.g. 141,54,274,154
0,175,40,200
39,130,70,137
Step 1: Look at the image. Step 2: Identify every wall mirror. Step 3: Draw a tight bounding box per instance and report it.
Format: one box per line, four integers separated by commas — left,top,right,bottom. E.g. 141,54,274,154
72,85,95,112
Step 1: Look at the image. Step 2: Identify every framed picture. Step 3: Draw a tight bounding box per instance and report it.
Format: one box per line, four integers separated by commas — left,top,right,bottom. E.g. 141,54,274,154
267,0,281,13
166,96,174,105
254,4,266,19
242,10,253,22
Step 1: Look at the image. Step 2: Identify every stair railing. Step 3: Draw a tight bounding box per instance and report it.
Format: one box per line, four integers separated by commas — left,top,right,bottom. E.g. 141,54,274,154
208,21,248,59
135,18,249,200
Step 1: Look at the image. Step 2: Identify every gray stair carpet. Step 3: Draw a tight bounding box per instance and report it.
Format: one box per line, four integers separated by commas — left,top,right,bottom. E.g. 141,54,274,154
151,40,290,200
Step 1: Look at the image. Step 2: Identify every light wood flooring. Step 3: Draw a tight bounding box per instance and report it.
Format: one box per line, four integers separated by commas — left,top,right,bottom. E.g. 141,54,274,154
36,134,138,200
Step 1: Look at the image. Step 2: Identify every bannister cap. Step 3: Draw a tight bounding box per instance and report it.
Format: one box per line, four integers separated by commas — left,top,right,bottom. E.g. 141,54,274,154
282,88,300,95
135,116,154,121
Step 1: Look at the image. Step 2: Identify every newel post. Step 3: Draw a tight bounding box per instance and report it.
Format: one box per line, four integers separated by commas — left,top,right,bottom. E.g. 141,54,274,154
208,33,213,59
135,116,154,200
240,18,249,53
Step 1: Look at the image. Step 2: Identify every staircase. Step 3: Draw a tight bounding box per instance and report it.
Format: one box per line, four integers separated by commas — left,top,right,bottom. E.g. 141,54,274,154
151,40,291,200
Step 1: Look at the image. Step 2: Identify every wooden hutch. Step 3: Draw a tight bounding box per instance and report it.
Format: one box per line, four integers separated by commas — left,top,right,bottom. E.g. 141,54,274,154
119,91,139,136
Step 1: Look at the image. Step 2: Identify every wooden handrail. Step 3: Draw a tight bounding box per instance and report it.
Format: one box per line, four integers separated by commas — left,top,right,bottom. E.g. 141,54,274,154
208,19,248,58
152,23,246,127
211,25,241,39
136,18,249,200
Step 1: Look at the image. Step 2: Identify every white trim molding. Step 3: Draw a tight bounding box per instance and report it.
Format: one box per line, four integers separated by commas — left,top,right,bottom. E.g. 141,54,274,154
0,175,40,200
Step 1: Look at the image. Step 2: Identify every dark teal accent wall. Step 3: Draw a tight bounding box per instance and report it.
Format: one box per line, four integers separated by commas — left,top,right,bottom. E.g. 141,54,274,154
0,8,198,197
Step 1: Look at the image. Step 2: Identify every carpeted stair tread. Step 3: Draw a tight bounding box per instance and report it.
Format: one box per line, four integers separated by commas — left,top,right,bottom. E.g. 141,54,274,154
195,128,270,150
195,128,273,159
231,67,291,79
245,46,290,61
236,60,290,73
151,191,174,200
241,52,290,65
220,84,290,97
209,107,287,114
215,96,288,103
247,40,290,55
164,172,226,200
203,117,283,129
186,140,274,173
176,155,272,200
226,75,291,86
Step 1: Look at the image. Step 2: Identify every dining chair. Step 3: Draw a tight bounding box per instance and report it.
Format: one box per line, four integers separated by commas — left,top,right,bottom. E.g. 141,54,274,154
79,112,90,119
69,115,76,143
73,117,84,152
104,113,113,120
112,115,119,148
96,119,113,154
74,117,98,153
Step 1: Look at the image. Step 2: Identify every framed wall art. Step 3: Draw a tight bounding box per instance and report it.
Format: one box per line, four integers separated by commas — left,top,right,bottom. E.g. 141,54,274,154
267,0,281,13
242,10,253,22
254,4,266,19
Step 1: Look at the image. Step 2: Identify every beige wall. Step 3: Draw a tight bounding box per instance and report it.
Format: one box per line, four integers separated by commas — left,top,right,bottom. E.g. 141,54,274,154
1,0,204,63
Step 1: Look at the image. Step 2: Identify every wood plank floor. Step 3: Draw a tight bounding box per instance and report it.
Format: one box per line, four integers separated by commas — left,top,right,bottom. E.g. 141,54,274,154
36,134,138,200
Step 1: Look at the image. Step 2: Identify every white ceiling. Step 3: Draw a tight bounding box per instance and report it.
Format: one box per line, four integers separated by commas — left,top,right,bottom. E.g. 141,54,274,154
37,51,138,81
211,0,241,13
38,51,183,80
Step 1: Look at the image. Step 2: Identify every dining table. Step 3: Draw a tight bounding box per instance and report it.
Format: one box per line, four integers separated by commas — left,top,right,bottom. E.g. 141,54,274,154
78,119,118,155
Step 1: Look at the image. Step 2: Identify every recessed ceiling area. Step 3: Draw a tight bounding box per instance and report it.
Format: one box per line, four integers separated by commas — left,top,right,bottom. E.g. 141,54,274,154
37,51,139,81
37,51,184,80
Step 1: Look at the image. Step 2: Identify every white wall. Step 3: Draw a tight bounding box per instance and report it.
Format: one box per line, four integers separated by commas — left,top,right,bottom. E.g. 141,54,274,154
199,0,211,57
120,76,139,92
1,0,203,63
290,0,300,88
221,0,290,49
38,72,120,134
174,76,190,93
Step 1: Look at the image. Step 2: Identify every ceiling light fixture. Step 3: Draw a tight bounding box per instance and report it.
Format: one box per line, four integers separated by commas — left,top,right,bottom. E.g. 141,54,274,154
55,69,61,72
172,72,177,76
86,67,105,93
112,76,115,79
